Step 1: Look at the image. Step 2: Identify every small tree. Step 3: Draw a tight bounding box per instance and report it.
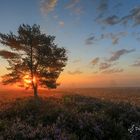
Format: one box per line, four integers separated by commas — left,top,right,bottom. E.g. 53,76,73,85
0,24,67,97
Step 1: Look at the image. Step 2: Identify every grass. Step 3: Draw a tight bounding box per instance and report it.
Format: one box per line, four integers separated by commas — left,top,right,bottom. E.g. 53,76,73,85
0,94,140,140
0,87,140,106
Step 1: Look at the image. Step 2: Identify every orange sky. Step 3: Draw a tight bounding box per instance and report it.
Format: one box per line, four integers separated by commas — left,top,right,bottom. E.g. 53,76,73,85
0,60,140,90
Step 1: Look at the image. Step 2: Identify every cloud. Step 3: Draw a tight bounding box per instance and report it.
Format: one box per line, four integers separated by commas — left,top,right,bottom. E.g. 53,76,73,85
64,0,84,16
100,6,140,27
97,0,108,12
101,32,127,45
102,68,124,74
85,35,96,45
108,49,135,62
91,57,100,65
132,59,140,67
96,0,109,20
68,70,83,75
65,0,80,9
93,71,98,74
99,62,112,70
131,6,140,26
73,59,81,63
87,32,127,45
40,0,58,15
132,32,140,41
73,6,84,15
102,15,120,25
111,37,119,45
122,6,140,26
111,32,127,45
59,21,64,27
92,48,134,73
90,55,125,74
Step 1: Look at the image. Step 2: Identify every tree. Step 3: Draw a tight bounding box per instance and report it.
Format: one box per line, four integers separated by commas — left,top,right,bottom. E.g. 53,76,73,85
0,24,67,97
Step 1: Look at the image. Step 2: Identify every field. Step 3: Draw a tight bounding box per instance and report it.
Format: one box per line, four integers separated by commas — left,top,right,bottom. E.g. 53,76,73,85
0,87,140,106
0,88,140,139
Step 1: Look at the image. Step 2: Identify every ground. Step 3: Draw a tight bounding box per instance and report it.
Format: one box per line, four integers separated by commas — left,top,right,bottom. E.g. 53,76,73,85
0,87,140,106
0,88,140,139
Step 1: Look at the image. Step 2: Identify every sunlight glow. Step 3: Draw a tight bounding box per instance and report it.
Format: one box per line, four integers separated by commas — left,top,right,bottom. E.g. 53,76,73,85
33,76,37,84
23,74,37,87
23,75,31,84
23,75,31,88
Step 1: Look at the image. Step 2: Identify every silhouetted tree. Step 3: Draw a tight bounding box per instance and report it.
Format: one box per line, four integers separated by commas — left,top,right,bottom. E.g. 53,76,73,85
0,24,67,97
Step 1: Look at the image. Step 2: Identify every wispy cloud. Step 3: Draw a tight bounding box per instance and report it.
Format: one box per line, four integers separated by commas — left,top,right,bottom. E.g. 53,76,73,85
64,0,84,16
90,58,123,74
73,6,84,15
90,48,135,74
97,0,108,12
132,32,140,41
85,35,96,45
99,62,112,70
91,57,100,65
108,49,135,62
96,0,109,20
99,6,140,27
58,21,65,27
122,6,140,26
132,59,140,67
102,15,120,25
101,32,127,45
68,70,83,75
90,55,125,74
73,59,81,63
65,0,80,9
102,68,123,74
86,32,127,45
40,0,58,15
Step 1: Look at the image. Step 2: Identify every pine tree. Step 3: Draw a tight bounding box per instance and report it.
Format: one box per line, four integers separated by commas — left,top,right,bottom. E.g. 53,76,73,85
0,24,67,97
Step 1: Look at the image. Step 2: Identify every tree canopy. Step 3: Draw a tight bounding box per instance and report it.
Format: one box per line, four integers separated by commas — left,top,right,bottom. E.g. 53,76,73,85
0,24,68,96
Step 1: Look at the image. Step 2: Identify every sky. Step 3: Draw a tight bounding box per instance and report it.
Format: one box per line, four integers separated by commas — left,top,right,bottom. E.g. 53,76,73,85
0,0,140,88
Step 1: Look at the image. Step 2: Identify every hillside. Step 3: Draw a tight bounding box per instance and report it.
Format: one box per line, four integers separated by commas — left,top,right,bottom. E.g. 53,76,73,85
0,94,140,140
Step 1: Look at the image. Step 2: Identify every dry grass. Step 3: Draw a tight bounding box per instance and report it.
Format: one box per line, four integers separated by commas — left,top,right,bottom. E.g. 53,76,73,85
0,87,140,107
66,87,140,106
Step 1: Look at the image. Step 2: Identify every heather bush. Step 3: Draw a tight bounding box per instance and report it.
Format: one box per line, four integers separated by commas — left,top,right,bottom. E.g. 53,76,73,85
0,95,140,140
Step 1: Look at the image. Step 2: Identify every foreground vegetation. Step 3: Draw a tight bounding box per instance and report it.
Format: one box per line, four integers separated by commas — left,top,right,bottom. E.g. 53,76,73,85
0,95,140,140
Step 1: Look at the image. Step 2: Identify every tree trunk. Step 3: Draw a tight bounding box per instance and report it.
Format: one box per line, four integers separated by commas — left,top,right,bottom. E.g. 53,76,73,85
33,84,38,98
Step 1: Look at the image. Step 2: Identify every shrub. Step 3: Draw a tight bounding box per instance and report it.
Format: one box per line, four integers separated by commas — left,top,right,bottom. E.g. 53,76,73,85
0,95,140,140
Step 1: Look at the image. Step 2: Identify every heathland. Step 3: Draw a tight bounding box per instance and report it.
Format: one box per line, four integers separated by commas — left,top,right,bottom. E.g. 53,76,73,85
0,88,140,139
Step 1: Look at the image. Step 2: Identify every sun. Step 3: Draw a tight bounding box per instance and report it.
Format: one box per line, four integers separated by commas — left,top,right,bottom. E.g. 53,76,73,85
23,75,31,83
22,75,32,88
22,75,37,88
